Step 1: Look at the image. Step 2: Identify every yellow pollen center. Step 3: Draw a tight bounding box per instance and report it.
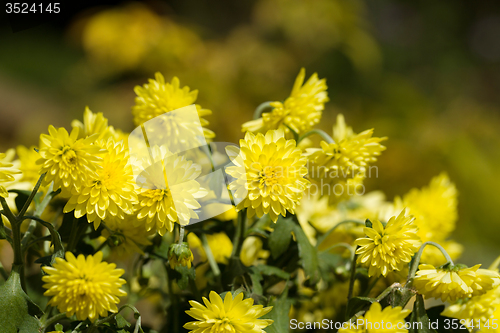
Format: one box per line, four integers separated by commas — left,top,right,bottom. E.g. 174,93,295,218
61,147,77,166
214,317,234,332
145,188,170,201
374,234,390,246
259,167,282,188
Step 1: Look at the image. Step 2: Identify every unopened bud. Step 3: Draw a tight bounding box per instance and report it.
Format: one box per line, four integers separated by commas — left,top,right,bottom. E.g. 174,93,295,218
168,242,194,269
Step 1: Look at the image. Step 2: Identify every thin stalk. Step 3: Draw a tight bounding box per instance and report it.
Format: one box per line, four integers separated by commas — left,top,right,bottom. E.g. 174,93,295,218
231,209,246,258
318,220,365,246
490,255,500,270
178,226,185,245
17,173,46,219
320,242,354,257
298,129,335,144
71,322,85,333
0,197,17,224
362,276,381,297
94,241,108,254
201,233,221,277
406,241,454,285
253,102,274,120
1,197,23,267
67,217,86,252
0,261,8,280
0,213,13,244
345,246,359,321
21,182,56,250
347,246,359,301
41,312,67,331
165,267,179,333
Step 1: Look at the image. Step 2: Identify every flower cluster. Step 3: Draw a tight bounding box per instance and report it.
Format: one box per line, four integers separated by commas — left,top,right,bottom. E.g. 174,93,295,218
242,68,328,137
355,209,421,277
1,68,498,333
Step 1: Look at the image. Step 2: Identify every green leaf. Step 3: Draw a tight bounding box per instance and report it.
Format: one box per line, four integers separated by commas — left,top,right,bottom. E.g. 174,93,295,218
10,189,31,214
409,294,437,333
248,267,263,295
268,217,294,259
0,266,42,333
291,222,319,281
263,287,292,333
345,296,375,319
254,265,291,280
386,285,416,308
174,265,196,290
115,313,131,328
317,252,347,279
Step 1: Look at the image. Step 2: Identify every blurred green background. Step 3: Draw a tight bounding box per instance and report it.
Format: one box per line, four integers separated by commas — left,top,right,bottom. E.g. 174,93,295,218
1,0,500,265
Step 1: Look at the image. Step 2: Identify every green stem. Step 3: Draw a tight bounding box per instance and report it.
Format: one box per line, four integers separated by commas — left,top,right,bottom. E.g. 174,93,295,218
253,102,274,120
320,242,354,257
345,247,359,321
406,241,454,285
298,129,335,144
21,183,56,251
165,267,179,333
67,217,86,252
41,312,67,332
25,235,52,251
347,246,359,302
0,197,17,224
490,255,500,270
201,233,220,277
21,215,64,255
0,213,13,244
1,197,23,267
17,173,46,219
178,226,185,245
71,321,85,333
94,240,108,254
88,305,143,333
362,276,381,297
0,261,8,280
231,209,247,259
317,220,365,246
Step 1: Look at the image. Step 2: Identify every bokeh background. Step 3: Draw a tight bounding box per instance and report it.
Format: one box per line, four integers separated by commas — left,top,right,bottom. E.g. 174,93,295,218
1,0,500,267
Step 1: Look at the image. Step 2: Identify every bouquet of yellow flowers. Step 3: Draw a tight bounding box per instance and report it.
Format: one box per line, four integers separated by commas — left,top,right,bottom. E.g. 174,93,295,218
0,69,499,333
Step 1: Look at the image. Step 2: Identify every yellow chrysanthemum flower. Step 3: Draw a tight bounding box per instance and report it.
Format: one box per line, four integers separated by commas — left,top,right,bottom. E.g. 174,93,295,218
400,172,458,242
16,145,41,184
413,264,500,303
384,173,462,266
339,302,411,333
168,242,194,269
354,209,421,277
305,114,387,178
240,236,270,267
418,240,463,267
64,139,137,229
37,126,104,195
72,107,118,141
242,68,328,137
442,286,500,328
134,146,208,235
101,214,153,255
184,291,273,333
0,152,21,198
132,72,214,145
42,252,127,322
188,232,233,265
226,129,310,222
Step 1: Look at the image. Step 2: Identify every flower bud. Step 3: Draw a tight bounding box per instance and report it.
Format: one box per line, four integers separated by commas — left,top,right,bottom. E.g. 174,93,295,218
168,242,194,269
